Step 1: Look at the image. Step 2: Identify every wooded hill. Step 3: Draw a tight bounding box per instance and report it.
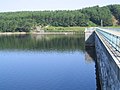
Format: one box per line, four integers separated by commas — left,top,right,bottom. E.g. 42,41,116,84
0,4,120,32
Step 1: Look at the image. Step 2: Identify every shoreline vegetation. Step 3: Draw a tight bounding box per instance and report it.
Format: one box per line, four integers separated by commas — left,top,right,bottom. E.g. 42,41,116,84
0,4,120,33
0,26,120,35
0,26,85,35
0,31,76,35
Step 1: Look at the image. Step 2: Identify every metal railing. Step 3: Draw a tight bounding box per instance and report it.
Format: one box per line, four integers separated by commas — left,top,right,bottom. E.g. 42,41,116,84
96,28,120,53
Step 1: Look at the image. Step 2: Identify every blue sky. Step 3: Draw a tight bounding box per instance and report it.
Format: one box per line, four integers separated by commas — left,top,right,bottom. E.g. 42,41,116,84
0,0,120,12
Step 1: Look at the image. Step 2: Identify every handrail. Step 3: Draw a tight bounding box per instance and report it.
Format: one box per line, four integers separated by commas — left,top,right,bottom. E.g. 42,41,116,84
96,28,120,53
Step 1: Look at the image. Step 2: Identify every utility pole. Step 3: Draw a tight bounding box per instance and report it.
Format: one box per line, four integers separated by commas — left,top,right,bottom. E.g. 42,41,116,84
101,20,103,27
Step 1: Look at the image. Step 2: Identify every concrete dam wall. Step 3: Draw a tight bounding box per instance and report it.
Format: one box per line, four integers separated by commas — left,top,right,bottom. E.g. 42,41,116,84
95,32,120,90
85,28,120,90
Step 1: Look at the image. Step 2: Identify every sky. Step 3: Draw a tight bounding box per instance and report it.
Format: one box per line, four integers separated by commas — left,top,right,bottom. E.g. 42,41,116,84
0,0,120,12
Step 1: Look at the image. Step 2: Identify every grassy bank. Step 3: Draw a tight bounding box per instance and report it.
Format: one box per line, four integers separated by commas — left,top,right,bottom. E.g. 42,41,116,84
43,26,85,34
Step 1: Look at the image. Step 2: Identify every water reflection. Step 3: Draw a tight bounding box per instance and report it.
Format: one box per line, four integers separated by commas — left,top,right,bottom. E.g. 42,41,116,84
0,34,97,90
0,34,84,52
85,46,101,90
85,47,96,62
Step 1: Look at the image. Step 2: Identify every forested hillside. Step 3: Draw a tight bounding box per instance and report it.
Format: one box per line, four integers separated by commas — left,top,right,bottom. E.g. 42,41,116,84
0,4,120,32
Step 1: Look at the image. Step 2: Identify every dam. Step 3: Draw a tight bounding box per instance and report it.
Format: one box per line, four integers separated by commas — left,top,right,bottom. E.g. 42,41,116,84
85,27,120,90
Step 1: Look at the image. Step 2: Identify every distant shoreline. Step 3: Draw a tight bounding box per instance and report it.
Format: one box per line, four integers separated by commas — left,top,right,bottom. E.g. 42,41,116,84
0,32,27,35
0,32,77,35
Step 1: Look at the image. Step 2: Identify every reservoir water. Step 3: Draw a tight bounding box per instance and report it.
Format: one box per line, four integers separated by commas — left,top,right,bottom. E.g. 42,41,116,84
0,34,97,90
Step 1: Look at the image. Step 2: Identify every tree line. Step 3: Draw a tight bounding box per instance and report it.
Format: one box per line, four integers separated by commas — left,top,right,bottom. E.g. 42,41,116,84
0,4,119,32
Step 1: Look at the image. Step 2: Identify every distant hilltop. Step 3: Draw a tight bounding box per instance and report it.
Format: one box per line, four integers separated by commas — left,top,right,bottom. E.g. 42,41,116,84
0,4,120,32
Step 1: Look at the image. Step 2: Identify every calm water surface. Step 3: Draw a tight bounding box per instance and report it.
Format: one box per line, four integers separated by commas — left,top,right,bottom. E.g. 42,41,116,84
0,34,96,90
